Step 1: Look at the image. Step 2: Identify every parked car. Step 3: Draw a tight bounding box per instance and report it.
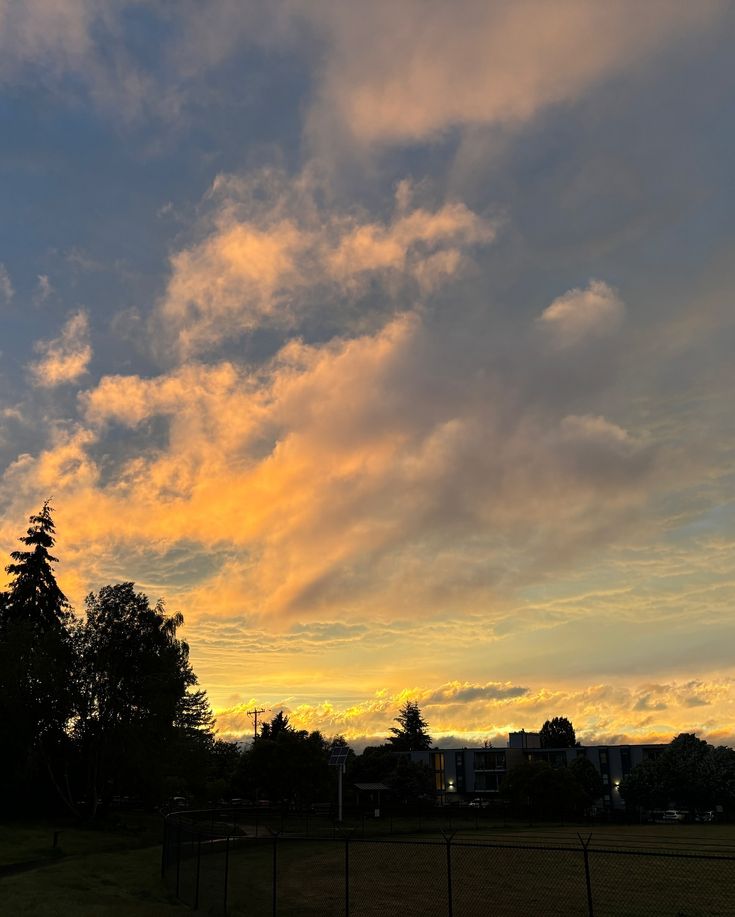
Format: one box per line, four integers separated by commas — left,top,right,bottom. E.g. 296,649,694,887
695,810,715,823
468,798,488,809
662,809,686,822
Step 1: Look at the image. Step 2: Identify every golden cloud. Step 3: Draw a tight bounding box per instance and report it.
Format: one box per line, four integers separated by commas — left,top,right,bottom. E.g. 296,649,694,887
156,172,496,356
210,676,735,749
0,296,663,623
29,310,92,388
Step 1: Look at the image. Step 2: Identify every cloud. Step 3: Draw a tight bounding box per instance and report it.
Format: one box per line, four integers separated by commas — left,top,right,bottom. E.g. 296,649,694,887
28,310,92,387
537,280,624,347
423,682,529,704
0,1,724,146
0,0,154,118
156,171,496,356
208,676,735,749
4,298,656,624
302,0,725,147
34,274,53,305
0,263,13,303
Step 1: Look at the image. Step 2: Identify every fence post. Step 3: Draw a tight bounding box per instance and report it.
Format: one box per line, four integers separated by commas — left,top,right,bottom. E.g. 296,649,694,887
161,817,168,879
223,834,230,916
175,820,182,898
272,831,280,917
578,833,594,917
443,831,455,917
194,830,202,910
344,832,350,917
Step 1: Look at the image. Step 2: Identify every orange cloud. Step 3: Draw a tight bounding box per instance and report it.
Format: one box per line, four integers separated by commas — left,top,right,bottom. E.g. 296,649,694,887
210,676,735,749
156,172,496,356
29,310,92,388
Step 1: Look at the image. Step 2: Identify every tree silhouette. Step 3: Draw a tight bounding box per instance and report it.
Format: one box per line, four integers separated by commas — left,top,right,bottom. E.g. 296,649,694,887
0,502,74,812
239,717,331,807
72,583,207,814
539,716,577,748
2,501,69,631
620,733,735,814
260,710,291,739
387,701,432,751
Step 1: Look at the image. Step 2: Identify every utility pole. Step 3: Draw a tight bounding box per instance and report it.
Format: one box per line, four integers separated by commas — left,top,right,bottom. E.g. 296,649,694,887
247,707,268,741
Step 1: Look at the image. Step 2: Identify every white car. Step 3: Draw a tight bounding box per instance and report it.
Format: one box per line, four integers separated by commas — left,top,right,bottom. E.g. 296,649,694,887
662,809,686,822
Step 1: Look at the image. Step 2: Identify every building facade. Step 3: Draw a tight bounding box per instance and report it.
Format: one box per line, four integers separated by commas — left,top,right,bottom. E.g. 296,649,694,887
410,731,666,811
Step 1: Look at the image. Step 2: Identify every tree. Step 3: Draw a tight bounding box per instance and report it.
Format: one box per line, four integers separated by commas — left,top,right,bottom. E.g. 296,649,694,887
619,733,735,815
0,503,74,813
387,701,432,751
568,755,605,805
539,717,577,748
238,720,331,807
72,583,207,814
260,710,291,740
1,501,70,632
619,756,666,811
501,759,586,818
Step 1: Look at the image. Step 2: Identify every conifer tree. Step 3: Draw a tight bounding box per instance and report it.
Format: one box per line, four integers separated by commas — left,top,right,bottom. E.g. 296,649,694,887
2,501,69,632
387,701,432,751
0,502,74,811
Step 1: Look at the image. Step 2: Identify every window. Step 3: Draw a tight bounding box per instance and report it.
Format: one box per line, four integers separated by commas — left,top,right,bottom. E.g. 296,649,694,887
474,751,506,770
431,752,445,792
475,773,500,792
455,751,466,792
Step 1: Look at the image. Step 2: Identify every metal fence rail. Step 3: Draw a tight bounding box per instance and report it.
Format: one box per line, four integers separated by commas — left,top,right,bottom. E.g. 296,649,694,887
162,809,735,916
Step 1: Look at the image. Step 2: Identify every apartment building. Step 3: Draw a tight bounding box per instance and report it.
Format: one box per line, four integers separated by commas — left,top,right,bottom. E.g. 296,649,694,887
410,731,666,811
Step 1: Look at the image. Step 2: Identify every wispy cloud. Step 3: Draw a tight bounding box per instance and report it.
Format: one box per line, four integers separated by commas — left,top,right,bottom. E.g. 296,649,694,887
0,263,14,304
301,1,725,147
156,171,496,356
538,280,624,348
33,274,53,305
28,310,92,387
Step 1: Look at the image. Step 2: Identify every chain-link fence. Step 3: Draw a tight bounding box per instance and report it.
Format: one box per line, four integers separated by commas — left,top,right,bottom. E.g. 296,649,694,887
162,809,735,916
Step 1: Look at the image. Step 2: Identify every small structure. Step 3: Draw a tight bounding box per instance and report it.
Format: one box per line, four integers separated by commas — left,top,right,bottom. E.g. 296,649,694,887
354,782,390,817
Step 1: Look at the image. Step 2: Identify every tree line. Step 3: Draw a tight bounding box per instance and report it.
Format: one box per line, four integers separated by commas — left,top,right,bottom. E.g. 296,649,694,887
0,503,432,817
0,503,224,817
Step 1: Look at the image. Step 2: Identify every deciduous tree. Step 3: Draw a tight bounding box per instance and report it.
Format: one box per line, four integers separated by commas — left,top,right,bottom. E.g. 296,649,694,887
72,583,208,814
539,717,577,748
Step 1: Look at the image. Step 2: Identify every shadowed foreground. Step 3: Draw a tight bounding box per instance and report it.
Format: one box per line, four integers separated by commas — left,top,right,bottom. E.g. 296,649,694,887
165,811,735,917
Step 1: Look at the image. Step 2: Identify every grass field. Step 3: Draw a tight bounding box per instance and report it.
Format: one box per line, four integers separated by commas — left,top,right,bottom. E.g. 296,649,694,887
3,815,735,916
0,814,183,916
171,817,735,917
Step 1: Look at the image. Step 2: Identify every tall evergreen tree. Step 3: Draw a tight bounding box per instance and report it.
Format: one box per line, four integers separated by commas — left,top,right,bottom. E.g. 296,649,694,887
1,501,69,632
387,701,432,751
0,502,74,813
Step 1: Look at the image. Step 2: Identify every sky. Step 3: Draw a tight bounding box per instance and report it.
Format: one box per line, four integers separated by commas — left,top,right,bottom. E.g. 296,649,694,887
1,0,735,750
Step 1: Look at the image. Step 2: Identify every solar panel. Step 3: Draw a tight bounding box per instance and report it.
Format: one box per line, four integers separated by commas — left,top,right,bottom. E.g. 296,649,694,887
329,747,349,766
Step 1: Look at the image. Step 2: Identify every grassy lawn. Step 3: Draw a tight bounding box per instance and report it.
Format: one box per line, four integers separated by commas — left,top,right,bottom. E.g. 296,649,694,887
3,815,735,916
210,822,735,917
0,814,184,916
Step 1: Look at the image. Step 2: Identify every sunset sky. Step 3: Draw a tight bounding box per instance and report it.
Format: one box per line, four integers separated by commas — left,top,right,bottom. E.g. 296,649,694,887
1,1,734,749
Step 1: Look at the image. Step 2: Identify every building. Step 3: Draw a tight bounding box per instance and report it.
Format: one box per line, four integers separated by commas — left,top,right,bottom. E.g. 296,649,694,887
410,731,666,811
